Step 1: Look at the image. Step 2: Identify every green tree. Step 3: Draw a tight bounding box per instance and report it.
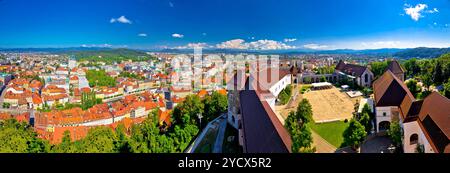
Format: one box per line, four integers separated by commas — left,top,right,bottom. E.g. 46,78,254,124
86,70,116,87
442,78,450,99
0,119,49,153
406,79,421,97
285,111,315,153
421,73,433,91
203,91,228,123
433,60,444,85
80,127,118,153
51,130,77,153
387,120,402,147
361,87,373,97
358,112,372,134
172,94,204,127
320,76,327,82
403,58,421,77
115,124,131,153
295,99,313,126
343,119,367,150
370,61,389,78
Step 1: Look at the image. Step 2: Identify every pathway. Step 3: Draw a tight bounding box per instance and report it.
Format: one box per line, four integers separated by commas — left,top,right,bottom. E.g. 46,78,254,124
311,130,338,153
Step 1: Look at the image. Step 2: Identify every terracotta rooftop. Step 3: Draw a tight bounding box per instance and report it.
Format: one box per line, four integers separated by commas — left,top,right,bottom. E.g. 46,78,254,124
417,92,450,153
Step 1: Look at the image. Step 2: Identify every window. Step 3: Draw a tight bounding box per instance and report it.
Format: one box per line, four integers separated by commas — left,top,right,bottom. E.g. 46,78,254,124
365,73,368,83
383,112,387,116
410,134,419,145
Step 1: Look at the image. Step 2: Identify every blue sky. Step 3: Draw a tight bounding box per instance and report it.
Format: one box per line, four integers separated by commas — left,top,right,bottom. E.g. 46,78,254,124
0,0,449,50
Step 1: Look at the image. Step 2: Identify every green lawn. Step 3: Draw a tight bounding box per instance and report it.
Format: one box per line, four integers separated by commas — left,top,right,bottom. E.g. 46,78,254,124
310,121,349,148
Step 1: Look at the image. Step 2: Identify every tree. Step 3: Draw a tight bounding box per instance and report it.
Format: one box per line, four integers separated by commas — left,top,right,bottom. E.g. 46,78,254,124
278,85,292,105
433,60,444,85
291,125,315,153
320,76,327,82
80,127,118,153
86,70,116,87
362,87,373,97
0,119,49,153
304,76,312,84
52,130,77,153
115,124,131,153
358,112,372,134
370,61,389,78
2,102,11,109
421,73,433,91
171,124,199,152
442,78,450,99
406,79,421,97
295,99,313,126
172,95,204,127
403,58,421,77
387,120,402,147
343,119,367,150
285,111,315,153
203,91,228,123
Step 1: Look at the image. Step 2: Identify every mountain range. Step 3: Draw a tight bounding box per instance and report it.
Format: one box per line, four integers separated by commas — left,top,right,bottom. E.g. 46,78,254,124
1,47,449,59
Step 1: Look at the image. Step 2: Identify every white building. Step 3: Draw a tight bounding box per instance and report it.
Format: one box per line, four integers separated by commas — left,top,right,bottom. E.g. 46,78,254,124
373,70,449,153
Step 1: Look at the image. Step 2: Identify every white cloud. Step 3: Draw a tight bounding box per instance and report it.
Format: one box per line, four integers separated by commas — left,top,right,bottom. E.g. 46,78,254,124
284,38,297,42
427,8,439,13
138,33,147,37
216,39,296,50
247,39,296,50
403,4,438,21
216,39,247,49
110,16,132,24
176,43,212,49
202,33,207,36
303,44,329,50
81,44,113,48
169,2,174,7
172,33,184,38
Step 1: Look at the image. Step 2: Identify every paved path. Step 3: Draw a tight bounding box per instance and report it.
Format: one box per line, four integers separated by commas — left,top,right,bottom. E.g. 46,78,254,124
311,130,337,153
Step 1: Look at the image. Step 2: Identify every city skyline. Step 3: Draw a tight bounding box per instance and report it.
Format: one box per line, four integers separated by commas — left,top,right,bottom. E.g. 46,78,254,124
0,0,449,50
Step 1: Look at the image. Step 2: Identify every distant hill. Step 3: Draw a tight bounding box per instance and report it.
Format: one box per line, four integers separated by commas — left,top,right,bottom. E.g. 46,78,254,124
67,48,149,60
393,47,450,59
2,47,449,59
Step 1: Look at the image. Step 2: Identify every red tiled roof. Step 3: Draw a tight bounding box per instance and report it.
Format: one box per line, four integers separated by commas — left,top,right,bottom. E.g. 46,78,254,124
197,89,208,98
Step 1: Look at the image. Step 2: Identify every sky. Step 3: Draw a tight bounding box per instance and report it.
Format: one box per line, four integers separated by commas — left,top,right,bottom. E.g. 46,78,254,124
0,0,449,50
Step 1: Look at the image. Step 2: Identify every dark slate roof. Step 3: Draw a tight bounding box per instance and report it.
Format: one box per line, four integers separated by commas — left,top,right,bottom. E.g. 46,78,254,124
335,60,368,77
238,74,292,153
373,70,415,108
403,100,423,123
418,92,450,153
239,90,291,153
336,60,346,71
421,115,449,153
387,60,405,74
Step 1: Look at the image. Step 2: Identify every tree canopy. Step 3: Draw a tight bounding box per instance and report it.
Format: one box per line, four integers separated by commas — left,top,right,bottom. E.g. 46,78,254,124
0,119,50,153
284,99,315,153
86,70,116,87
342,119,366,150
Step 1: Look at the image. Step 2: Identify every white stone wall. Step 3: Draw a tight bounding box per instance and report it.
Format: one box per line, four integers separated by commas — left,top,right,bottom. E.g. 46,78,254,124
360,69,374,87
403,121,435,153
269,74,292,97
375,106,394,131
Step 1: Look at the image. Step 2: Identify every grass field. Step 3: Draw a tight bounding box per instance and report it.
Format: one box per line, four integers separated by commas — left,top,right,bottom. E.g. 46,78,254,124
310,121,349,148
